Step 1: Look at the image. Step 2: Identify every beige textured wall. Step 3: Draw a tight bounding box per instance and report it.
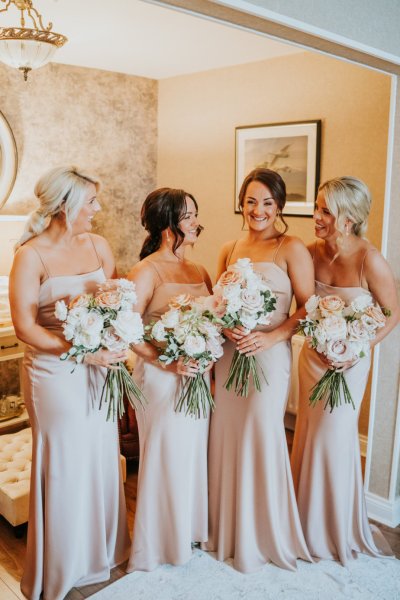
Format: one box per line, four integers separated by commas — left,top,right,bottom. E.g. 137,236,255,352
157,51,391,438
0,62,157,275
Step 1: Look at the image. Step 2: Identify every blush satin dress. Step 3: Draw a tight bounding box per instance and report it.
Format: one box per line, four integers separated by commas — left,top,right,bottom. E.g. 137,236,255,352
20,240,130,600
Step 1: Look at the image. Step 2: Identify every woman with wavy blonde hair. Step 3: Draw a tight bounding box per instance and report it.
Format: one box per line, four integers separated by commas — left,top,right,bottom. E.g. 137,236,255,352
10,166,130,600
291,175,399,565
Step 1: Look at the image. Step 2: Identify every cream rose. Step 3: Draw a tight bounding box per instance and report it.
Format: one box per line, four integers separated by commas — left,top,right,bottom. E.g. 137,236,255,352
201,293,227,318
325,339,357,363
161,309,180,329
101,328,126,352
240,289,264,314
347,319,371,342
111,310,144,344
183,334,206,357
206,336,224,359
218,269,244,287
96,291,123,310
320,315,347,340
169,294,193,309
74,311,104,349
69,293,92,309
305,295,321,319
319,295,345,317
364,305,386,328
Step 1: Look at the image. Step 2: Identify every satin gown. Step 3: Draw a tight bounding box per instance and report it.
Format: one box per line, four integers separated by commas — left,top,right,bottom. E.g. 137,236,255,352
204,261,312,573
21,266,130,600
127,271,210,572
291,280,393,565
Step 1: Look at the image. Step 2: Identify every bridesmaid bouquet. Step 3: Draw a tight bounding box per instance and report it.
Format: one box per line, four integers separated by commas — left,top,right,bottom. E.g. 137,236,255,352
212,258,277,397
298,293,387,411
55,279,146,421
148,293,224,418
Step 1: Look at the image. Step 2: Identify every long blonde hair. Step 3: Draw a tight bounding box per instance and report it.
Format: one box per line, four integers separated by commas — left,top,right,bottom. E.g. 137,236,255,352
16,166,100,248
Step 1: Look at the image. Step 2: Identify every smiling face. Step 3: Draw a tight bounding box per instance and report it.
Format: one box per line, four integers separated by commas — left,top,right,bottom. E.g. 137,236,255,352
242,180,278,233
178,196,200,245
71,183,101,234
313,190,338,240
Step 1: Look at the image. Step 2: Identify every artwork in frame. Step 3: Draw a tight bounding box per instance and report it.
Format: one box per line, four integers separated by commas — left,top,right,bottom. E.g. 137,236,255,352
235,120,321,216
0,111,18,211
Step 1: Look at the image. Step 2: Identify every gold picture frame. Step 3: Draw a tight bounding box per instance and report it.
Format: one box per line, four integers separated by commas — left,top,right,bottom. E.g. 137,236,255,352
0,111,18,210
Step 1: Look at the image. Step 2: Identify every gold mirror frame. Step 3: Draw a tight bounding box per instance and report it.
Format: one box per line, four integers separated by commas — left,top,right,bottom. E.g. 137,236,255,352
0,111,17,210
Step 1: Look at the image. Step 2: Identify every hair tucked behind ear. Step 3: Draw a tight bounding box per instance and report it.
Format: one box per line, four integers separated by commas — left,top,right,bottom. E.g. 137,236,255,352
139,187,201,260
15,165,100,250
319,176,371,239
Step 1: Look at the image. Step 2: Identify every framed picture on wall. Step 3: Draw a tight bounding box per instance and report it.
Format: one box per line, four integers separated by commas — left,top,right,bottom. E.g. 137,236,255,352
235,120,321,215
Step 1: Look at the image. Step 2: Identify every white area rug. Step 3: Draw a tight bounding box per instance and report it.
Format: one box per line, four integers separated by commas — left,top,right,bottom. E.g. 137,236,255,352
91,550,400,600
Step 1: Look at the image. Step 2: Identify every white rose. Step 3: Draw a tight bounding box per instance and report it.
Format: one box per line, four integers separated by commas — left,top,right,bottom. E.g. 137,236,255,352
222,284,242,302
151,320,167,342
240,289,264,313
361,314,381,335
161,309,180,329
314,324,327,346
347,319,371,342
350,294,373,313
101,328,127,351
239,312,257,331
305,295,320,316
325,339,357,363
183,335,206,357
198,319,220,338
55,300,68,321
206,336,224,359
226,297,242,314
257,313,273,326
174,324,189,344
320,315,347,341
111,310,144,344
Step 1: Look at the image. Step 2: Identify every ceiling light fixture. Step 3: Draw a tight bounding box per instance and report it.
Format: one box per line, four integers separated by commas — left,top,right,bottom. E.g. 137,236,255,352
0,0,67,81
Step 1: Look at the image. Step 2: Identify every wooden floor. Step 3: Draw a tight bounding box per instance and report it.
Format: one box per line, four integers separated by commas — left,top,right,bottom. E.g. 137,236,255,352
0,435,399,600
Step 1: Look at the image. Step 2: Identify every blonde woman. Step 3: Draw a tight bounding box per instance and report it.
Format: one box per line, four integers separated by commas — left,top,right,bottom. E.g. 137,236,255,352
291,176,399,565
10,167,130,600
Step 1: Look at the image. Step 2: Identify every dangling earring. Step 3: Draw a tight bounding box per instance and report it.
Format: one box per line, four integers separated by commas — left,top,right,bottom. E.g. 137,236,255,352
345,223,350,237
166,230,170,243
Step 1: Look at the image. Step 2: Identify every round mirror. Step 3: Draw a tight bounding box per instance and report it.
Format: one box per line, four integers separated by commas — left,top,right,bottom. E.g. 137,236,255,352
0,111,17,210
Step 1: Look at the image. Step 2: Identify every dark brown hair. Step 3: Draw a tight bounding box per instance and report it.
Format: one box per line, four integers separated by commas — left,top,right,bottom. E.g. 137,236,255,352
139,187,202,260
238,168,288,235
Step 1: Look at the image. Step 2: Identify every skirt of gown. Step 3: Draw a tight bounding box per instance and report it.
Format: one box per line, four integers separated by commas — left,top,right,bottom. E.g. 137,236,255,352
204,339,312,573
20,348,131,600
291,343,393,565
127,358,209,572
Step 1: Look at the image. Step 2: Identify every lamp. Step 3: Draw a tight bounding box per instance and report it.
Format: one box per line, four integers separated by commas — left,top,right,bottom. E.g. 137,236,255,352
0,0,67,81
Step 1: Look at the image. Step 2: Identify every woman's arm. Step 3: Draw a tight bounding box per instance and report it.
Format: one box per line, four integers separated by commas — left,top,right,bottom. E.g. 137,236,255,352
9,246,71,355
364,249,400,347
237,237,315,356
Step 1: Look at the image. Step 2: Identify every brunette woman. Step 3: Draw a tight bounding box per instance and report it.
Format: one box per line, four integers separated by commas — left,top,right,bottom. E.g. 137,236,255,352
126,187,212,571
204,168,314,572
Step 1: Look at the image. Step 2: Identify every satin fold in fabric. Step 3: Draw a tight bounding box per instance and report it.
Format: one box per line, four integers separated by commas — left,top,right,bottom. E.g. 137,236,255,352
204,263,312,573
21,268,130,600
291,281,393,565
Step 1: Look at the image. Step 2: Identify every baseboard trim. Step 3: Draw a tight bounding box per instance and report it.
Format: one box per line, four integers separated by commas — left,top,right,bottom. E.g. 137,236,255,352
365,491,400,528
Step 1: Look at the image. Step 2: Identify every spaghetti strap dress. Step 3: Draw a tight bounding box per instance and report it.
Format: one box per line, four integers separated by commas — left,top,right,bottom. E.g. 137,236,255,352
291,251,393,565
127,262,210,572
20,241,130,600
204,239,312,573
